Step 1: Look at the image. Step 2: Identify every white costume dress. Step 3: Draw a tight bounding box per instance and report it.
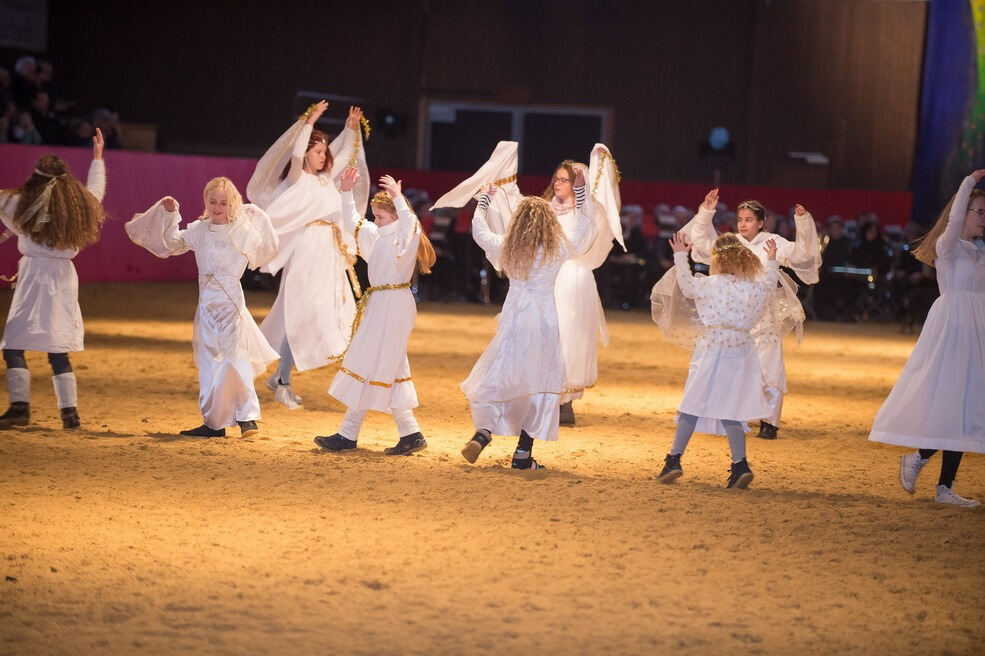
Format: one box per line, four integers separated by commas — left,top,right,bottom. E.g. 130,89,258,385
125,201,279,429
869,175,985,453
0,160,105,353
462,189,596,441
663,251,778,434
328,191,422,413
248,121,367,372
680,207,819,427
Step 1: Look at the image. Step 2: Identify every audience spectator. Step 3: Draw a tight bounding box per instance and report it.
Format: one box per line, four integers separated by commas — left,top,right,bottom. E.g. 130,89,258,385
11,110,41,144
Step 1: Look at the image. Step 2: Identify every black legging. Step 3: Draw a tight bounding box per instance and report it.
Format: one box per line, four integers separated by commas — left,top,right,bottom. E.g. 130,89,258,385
918,449,963,488
2,349,73,375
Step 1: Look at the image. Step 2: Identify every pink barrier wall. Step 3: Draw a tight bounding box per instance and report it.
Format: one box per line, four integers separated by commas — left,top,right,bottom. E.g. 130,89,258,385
0,144,913,283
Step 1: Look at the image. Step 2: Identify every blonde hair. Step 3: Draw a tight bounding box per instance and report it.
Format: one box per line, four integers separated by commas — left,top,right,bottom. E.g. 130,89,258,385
0,154,106,250
371,191,437,275
710,232,763,279
912,188,985,267
501,196,568,280
199,177,243,222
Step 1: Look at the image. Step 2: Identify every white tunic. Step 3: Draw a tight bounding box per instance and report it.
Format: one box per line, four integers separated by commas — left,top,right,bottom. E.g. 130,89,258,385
462,197,596,441
672,251,778,434
553,196,613,403
255,123,359,371
328,191,422,413
681,207,819,426
0,159,106,353
125,201,280,429
869,175,985,453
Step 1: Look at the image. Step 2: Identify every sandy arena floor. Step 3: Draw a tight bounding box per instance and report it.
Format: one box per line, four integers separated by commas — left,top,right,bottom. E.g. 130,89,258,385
0,282,983,655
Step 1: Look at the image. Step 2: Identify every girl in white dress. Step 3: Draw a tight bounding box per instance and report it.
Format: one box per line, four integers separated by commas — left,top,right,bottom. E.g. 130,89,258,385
247,101,368,410
547,158,616,427
653,232,778,489
460,175,596,470
0,129,106,430
870,169,985,508
680,189,819,439
314,170,436,456
125,178,279,438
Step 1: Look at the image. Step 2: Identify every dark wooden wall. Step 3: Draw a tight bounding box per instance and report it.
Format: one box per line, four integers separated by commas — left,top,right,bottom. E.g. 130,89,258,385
13,0,925,189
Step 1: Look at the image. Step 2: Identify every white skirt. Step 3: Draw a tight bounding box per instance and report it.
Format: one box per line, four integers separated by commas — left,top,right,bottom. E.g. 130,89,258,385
555,260,608,403
678,342,767,435
261,223,356,371
0,256,83,352
869,291,985,453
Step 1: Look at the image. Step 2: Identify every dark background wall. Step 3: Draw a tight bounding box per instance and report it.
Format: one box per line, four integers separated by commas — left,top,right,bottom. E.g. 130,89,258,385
6,0,926,189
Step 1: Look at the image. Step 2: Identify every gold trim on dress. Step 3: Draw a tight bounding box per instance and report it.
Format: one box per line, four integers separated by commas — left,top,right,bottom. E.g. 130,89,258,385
340,366,411,388
591,150,622,201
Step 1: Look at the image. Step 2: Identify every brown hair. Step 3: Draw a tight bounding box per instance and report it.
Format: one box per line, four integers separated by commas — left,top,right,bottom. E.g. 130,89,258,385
370,191,437,275
736,199,766,232
710,232,764,279
501,196,568,280
541,160,580,201
280,128,333,180
912,189,985,267
0,154,106,250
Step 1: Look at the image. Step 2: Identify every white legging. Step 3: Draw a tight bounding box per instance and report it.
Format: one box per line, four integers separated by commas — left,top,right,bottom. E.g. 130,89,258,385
339,407,420,441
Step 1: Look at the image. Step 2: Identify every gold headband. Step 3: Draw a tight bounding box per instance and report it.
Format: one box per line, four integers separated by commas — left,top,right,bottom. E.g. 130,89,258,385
371,190,395,212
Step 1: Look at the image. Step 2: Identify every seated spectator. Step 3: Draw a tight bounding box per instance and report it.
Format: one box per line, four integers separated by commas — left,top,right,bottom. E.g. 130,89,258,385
92,108,123,149
64,116,95,147
11,110,41,144
12,56,39,109
815,216,854,320
28,89,63,143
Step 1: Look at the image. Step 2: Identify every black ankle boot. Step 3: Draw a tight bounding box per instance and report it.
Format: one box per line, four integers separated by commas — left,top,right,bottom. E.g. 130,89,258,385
179,424,226,438
0,402,29,429
559,401,575,426
657,453,683,483
237,420,259,437
756,421,778,440
384,432,427,455
60,406,80,429
461,431,491,463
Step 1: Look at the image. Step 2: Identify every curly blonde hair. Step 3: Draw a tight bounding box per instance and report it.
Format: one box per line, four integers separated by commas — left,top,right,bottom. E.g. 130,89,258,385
501,196,569,280
1,154,106,250
199,177,243,222
710,232,763,279
912,188,985,267
370,191,437,275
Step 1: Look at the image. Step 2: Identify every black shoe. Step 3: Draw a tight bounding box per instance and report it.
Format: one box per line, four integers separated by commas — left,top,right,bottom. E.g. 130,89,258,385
756,421,778,440
726,458,754,489
559,401,575,427
0,402,29,429
238,420,259,437
511,453,545,470
384,432,427,456
179,424,226,438
314,433,357,451
60,407,80,430
461,431,492,463
657,453,683,483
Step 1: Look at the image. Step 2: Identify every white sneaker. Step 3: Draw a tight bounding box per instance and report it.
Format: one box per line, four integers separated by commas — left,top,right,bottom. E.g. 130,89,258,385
935,485,981,508
899,452,927,494
274,384,303,410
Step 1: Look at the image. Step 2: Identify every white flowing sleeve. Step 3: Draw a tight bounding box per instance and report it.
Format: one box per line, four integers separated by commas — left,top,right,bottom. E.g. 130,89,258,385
247,119,309,209
85,159,106,202
125,199,189,257
678,207,717,264
329,125,370,218
937,175,977,259
341,190,377,260
776,211,822,283
588,143,624,253
472,194,505,264
673,251,703,300
228,204,280,269
650,252,703,350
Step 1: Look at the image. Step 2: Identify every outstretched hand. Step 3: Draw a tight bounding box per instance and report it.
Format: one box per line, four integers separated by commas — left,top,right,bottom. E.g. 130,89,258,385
764,238,778,261
971,169,985,183
379,174,402,198
162,196,177,212
574,169,586,187
306,100,329,125
702,188,719,211
480,183,499,197
669,231,691,254
347,106,364,130
92,127,104,160
794,204,807,217
340,167,360,192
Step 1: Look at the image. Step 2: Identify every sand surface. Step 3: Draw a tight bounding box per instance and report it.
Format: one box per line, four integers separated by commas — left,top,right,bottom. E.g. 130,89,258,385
1,283,983,655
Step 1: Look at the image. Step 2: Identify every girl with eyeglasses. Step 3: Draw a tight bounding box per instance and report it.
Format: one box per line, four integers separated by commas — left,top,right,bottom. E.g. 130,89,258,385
869,169,985,507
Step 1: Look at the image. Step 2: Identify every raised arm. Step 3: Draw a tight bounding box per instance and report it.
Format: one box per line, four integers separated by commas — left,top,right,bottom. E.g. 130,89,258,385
937,172,984,258
472,190,505,259
566,175,597,256
670,232,701,299
677,188,718,264
339,167,377,260
125,196,190,257
774,204,821,283
328,106,364,180
86,128,106,201
762,238,780,288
